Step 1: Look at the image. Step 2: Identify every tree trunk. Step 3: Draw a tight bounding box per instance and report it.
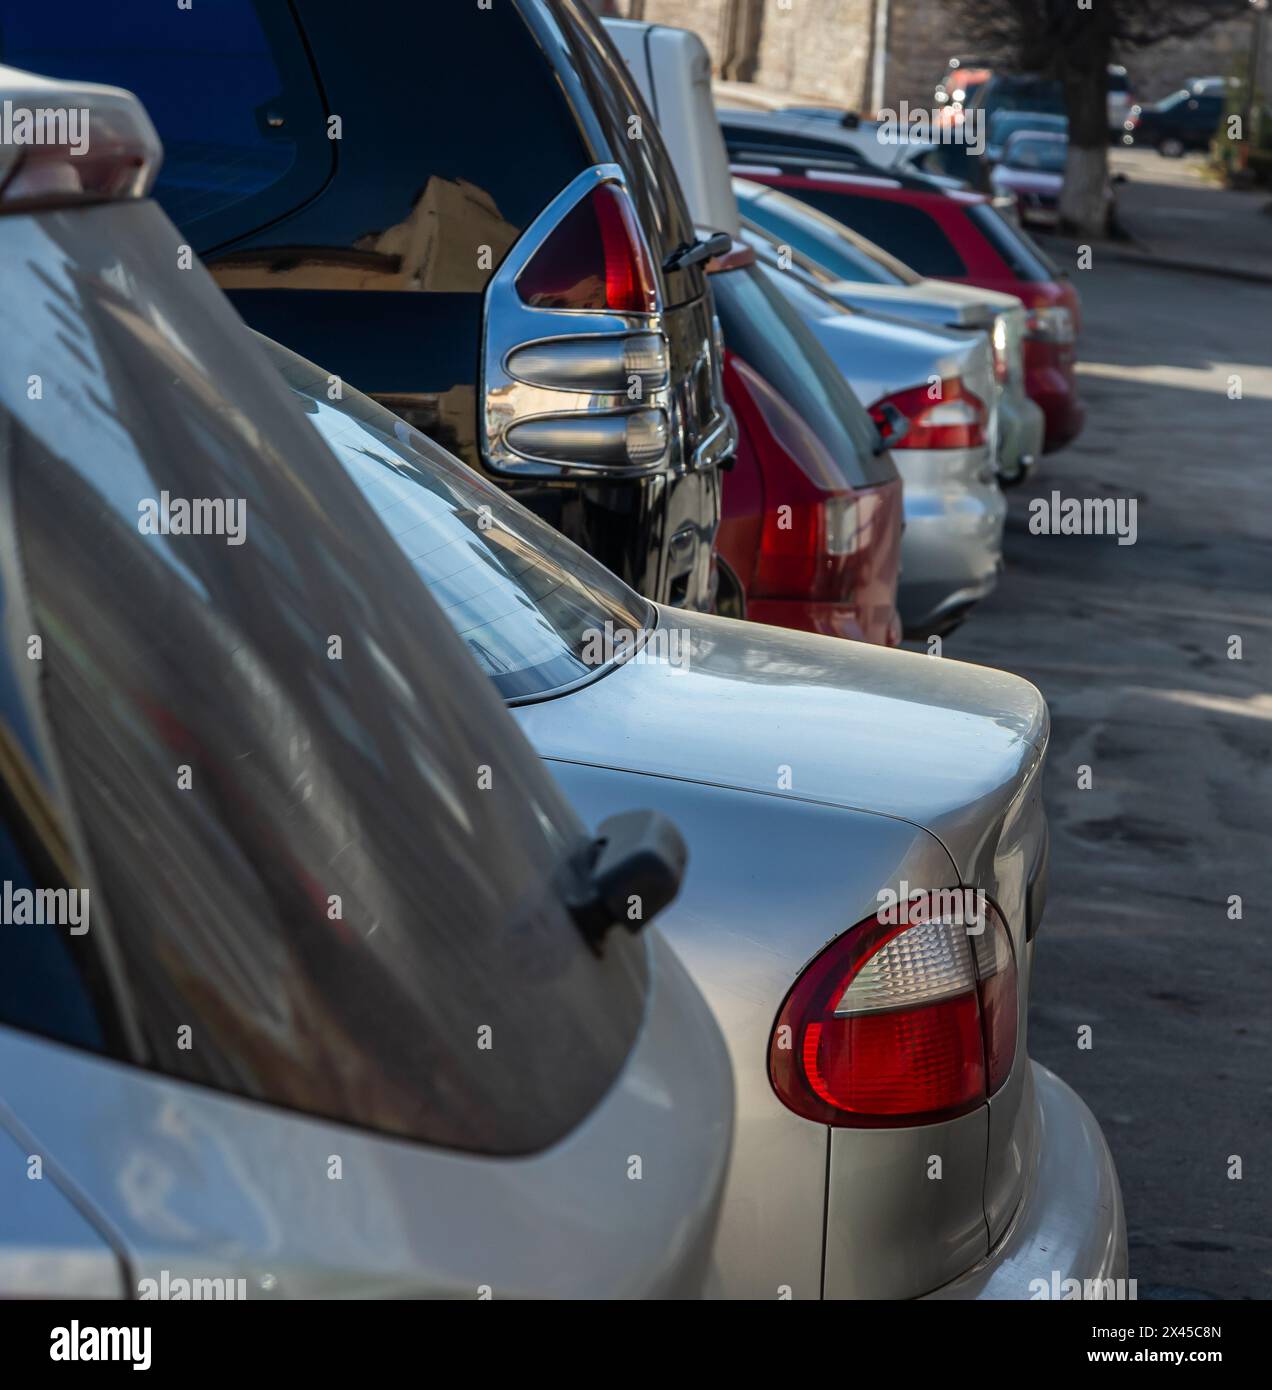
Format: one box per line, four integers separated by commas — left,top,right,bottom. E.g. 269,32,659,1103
1055,1,1114,238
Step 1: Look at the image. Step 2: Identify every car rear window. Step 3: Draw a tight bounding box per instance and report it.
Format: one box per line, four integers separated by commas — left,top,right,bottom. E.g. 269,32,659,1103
965,202,1060,281
737,187,917,286
0,1,331,250
0,206,647,1156
264,340,654,702
712,262,894,487
789,187,969,278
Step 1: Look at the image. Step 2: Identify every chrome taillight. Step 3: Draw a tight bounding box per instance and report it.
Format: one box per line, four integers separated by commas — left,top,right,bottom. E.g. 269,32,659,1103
481,165,672,478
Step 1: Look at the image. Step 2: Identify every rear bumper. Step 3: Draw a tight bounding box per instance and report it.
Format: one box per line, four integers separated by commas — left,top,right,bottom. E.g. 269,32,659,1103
1025,360,1086,453
925,1062,1128,1300
896,450,1006,635
745,596,902,647
997,391,1046,485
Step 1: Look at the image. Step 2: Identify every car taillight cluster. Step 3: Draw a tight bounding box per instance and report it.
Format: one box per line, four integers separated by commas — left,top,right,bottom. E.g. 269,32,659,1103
868,377,987,451
727,353,862,602
768,899,1018,1127
517,183,658,315
483,173,672,476
1025,304,1076,345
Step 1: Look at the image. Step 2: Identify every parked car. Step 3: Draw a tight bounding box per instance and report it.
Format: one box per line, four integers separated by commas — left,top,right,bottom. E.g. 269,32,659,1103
1124,87,1225,156
732,179,1044,484
723,151,1086,453
268,344,1127,1300
1107,65,1134,133
6,0,734,611
704,245,904,643
741,244,1006,636
990,131,1073,228
0,62,733,1299
986,111,1069,165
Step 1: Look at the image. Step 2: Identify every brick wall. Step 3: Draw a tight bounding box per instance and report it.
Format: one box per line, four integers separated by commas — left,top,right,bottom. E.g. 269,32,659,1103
597,1,1271,114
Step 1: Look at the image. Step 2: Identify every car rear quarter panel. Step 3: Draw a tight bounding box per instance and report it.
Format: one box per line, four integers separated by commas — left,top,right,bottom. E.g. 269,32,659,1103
537,757,971,1299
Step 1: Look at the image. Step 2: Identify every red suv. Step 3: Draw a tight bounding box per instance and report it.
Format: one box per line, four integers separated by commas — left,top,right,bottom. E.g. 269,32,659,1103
727,154,1084,452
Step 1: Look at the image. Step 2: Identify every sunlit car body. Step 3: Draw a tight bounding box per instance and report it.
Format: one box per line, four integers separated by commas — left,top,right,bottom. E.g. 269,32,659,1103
733,179,1043,485
990,131,1070,229
0,63,732,1301
272,346,1127,1300
736,238,1006,637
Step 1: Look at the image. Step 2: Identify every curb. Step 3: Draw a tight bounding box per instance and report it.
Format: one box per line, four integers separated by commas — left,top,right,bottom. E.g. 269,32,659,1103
1032,231,1272,287
1096,242,1272,287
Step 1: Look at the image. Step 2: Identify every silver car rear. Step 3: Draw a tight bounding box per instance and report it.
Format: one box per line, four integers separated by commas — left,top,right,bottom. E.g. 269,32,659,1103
0,64,731,1300
756,261,1006,635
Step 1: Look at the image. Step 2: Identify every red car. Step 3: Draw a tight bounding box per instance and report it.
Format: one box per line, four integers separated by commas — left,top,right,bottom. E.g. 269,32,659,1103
706,243,903,646
727,155,1084,452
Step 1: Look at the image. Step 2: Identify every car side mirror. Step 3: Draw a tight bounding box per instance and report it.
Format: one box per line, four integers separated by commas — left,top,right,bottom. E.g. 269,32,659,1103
565,810,688,949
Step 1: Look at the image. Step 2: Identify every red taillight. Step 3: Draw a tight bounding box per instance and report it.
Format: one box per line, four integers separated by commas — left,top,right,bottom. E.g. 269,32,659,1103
869,377,987,451
769,899,1017,1127
516,183,658,315
727,354,860,601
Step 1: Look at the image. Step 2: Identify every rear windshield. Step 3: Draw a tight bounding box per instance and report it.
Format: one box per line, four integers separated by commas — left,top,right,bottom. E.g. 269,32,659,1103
712,263,894,487
789,187,969,278
966,202,1061,281
736,184,918,286
0,205,647,1156
0,0,331,249
263,340,653,702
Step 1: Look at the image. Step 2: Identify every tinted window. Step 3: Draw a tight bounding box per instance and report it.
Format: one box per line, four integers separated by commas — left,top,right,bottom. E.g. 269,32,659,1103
1004,137,1067,173
791,188,969,278
713,263,894,486
966,202,1059,282
265,340,653,701
1,205,646,1155
737,188,911,285
0,1,330,248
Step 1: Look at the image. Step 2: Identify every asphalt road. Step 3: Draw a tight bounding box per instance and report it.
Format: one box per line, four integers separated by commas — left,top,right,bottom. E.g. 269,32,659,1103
945,259,1272,1299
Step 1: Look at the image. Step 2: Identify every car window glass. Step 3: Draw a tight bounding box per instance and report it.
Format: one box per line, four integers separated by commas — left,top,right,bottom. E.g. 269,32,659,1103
264,340,653,702
0,1,330,247
1,213,646,1155
790,189,968,278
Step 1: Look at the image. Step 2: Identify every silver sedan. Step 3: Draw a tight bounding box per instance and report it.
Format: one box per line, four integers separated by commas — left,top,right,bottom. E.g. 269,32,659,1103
276,343,1128,1300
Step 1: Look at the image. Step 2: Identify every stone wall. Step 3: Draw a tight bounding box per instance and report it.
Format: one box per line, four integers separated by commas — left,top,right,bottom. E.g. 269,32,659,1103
596,0,1271,113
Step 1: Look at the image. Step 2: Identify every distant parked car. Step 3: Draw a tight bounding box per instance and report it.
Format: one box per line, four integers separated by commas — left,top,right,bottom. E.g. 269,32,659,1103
990,131,1079,229
725,151,1086,453
11,0,734,612
1124,87,1225,156
0,62,733,1299
1106,65,1134,133
986,111,1069,164
271,346,1127,1301
742,246,1006,636
733,179,1043,484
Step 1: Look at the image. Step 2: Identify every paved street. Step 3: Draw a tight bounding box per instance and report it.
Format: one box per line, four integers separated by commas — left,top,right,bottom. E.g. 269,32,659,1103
945,259,1272,1299
1110,146,1272,281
